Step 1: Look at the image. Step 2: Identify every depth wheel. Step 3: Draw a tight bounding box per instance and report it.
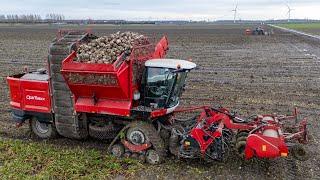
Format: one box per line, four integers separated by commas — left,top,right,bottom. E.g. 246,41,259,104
236,141,247,158
30,117,58,139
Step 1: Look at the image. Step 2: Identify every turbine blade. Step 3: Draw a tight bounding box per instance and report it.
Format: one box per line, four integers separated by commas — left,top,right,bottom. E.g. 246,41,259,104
286,4,290,9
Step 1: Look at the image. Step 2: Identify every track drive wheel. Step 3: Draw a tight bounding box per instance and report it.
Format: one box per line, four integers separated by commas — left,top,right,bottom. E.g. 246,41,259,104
30,117,58,139
125,122,166,164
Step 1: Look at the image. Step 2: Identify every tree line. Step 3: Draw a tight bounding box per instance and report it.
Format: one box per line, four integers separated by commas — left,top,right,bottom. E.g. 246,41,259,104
0,13,65,23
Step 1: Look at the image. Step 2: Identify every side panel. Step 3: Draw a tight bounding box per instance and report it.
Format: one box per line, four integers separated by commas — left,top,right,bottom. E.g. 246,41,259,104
75,97,131,116
153,36,169,59
20,80,51,113
7,77,22,109
61,52,132,100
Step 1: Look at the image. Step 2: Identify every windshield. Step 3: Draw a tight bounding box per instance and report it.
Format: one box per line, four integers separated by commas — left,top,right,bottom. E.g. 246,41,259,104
145,67,188,108
167,71,187,107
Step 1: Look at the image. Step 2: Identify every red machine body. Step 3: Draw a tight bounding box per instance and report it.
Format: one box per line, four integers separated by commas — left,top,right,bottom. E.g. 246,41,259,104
7,36,169,119
245,28,252,35
7,73,52,114
244,114,308,159
61,51,137,116
186,107,253,154
60,36,168,117
245,130,289,159
177,106,308,160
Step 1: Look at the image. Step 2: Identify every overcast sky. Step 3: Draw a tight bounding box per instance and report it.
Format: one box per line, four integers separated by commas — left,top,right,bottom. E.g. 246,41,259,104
0,0,319,21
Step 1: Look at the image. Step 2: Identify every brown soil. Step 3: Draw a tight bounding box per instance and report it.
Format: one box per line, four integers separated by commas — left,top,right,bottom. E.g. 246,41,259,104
0,24,319,179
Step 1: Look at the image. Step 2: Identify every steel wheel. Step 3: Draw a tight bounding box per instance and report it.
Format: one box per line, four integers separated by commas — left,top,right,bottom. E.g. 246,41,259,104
126,126,149,145
30,117,58,139
35,120,49,134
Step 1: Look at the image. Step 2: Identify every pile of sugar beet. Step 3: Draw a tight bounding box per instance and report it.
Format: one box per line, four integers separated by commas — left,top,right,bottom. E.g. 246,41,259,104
76,31,149,64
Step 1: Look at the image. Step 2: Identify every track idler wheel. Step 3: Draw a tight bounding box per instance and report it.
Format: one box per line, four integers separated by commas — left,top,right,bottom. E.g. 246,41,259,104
110,143,125,158
146,149,161,165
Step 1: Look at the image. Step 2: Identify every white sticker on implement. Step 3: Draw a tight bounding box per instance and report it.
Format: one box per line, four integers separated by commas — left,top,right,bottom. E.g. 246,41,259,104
26,95,45,101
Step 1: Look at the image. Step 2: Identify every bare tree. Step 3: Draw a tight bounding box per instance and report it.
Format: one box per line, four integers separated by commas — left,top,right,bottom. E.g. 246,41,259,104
0,15,5,22
45,13,65,23
0,14,43,23
0,13,64,24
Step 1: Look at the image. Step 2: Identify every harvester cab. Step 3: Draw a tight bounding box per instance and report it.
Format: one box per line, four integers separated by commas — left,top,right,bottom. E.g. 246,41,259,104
142,59,196,111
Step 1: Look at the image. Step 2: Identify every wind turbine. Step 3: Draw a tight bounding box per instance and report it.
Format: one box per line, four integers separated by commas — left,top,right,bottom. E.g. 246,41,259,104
286,4,294,22
232,3,238,23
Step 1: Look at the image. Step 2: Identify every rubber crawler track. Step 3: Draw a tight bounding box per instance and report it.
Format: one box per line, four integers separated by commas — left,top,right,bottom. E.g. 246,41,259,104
136,122,167,160
109,121,166,162
48,31,90,139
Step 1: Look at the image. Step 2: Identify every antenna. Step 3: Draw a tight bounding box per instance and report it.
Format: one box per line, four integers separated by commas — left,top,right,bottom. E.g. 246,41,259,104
286,4,294,22
232,3,238,23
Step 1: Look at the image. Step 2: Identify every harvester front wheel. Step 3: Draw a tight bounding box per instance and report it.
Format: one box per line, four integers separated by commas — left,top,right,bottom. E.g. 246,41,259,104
30,117,58,139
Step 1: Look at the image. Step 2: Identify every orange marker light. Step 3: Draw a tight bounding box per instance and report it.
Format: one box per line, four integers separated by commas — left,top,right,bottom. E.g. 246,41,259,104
262,145,267,152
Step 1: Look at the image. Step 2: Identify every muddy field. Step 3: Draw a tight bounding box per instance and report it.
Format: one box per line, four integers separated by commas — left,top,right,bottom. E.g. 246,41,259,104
0,24,320,179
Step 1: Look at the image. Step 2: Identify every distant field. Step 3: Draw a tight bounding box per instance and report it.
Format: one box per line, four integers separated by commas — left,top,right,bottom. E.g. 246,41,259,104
278,23,320,35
